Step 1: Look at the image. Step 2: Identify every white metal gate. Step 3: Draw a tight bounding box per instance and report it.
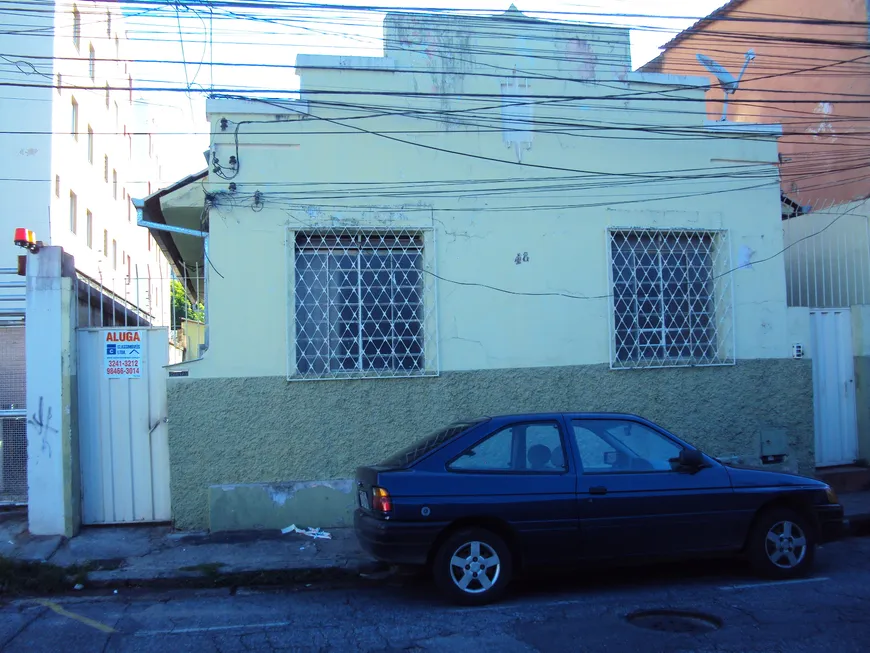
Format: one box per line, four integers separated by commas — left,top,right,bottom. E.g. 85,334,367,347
77,327,171,524
810,310,859,467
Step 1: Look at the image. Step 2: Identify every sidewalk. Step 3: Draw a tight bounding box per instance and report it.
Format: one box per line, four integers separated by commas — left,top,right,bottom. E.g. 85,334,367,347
2,491,869,596
1,509,385,595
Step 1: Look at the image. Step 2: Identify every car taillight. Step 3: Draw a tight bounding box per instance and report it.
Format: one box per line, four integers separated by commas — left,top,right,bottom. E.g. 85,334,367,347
372,486,392,513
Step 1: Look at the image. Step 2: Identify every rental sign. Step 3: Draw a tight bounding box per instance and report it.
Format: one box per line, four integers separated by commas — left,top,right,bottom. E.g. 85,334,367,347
103,330,142,378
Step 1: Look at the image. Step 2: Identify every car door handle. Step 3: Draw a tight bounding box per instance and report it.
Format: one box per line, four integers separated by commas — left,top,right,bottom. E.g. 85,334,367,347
589,486,608,495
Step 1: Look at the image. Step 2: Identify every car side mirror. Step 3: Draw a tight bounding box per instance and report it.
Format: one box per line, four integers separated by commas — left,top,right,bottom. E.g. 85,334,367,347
677,449,705,471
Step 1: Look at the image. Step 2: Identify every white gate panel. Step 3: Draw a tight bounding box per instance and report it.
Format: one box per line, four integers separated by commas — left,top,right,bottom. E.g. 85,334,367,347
810,310,859,467
78,328,171,524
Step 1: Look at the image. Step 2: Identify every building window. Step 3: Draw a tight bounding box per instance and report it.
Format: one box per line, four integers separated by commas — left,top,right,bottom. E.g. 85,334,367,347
88,44,95,81
128,75,132,104
112,170,117,199
127,255,131,280
105,83,110,108
608,228,733,369
106,10,112,38
127,197,132,222
69,191,77,234
148,133,152,157
87,126,94,163
86,211,93,248
293,230,435,379
55,175,60,197
56,73,61,95
112,240,117,270
71,98,78,139
104,155,109,182
115,35,119,60
72,5,80,50
103,229,108,257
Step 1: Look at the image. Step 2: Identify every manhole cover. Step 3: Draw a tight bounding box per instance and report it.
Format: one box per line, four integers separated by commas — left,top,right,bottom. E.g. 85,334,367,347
625,609,722,634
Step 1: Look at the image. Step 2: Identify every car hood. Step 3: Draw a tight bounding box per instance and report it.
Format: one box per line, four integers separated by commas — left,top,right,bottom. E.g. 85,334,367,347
723,463,827,489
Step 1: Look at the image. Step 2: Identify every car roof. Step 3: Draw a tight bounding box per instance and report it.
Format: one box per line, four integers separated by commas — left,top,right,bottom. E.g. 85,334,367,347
468,412,650,422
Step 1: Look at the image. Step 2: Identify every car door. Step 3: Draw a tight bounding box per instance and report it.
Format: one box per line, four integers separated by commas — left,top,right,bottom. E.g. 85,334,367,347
444,419,579,566
570,417,738,560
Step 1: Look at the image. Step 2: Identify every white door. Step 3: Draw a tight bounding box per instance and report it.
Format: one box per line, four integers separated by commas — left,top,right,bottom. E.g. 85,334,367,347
810,310,859,467
77,328,171,524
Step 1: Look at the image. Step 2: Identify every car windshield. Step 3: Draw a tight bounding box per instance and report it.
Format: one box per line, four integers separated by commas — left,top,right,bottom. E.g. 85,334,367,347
380,421,481,467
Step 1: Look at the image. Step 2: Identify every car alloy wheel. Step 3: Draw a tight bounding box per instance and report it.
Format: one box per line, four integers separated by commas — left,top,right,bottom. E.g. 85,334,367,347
448,540,501,594
764,520,808,569
748,507,815,579
433,527,512,605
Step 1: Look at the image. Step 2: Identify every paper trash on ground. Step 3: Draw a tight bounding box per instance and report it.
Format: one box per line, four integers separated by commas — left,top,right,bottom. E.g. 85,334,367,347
281,524,332,539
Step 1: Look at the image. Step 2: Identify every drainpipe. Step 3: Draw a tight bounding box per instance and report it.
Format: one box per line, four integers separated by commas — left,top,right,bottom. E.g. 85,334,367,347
132,198,209,353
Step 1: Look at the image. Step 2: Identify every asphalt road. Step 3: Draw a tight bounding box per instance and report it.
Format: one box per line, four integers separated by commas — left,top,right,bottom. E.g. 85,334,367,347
2,537,870,653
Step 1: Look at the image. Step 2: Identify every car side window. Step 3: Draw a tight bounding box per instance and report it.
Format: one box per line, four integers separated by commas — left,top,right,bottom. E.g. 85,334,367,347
449,422,567,473
572,419,682,473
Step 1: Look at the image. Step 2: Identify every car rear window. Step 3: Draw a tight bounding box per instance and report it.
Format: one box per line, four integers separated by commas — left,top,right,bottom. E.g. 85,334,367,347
380,421,481,467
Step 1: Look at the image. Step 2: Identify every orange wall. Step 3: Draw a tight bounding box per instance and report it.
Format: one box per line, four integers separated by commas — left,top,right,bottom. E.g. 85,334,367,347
648,0,870,208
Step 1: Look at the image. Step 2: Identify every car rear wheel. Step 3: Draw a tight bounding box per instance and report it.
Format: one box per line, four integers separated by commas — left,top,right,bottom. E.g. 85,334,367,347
433,528,512,606
748,507,815,579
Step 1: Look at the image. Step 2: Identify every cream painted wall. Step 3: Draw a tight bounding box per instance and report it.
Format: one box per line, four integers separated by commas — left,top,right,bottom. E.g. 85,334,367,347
178,11,790,379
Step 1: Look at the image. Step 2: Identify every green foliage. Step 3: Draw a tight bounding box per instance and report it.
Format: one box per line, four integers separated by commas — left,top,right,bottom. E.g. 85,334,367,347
171,278,205,329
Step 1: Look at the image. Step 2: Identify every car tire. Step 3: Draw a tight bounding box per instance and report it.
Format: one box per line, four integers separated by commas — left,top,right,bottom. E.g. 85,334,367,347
433,528,513,606
747,507,816,579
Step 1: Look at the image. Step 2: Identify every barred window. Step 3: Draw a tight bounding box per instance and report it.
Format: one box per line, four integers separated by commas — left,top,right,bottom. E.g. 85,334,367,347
609,228,733,369
294,231,429,379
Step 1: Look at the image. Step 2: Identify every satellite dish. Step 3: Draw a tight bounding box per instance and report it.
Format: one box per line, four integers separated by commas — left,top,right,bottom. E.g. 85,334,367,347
696,49,755,121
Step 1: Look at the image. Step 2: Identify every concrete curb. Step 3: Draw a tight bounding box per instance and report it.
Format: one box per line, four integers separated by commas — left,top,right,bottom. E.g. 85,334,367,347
77,560,402,594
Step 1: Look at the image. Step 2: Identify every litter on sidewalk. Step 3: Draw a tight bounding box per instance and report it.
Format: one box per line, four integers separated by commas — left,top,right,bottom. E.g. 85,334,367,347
280,524,332,539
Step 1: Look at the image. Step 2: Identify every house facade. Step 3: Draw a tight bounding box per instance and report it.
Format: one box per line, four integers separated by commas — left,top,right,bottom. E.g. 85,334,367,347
147,8,815,531
641,0,870,211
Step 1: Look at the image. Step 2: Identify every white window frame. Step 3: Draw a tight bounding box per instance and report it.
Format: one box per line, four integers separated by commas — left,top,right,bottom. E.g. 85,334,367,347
287,226,439,381
607,227,734,369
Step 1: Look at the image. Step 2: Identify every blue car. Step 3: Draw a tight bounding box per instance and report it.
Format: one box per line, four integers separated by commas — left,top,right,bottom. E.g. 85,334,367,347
354,413,846,605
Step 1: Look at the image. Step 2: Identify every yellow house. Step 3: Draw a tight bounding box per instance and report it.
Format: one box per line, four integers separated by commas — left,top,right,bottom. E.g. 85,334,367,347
141,7,815,531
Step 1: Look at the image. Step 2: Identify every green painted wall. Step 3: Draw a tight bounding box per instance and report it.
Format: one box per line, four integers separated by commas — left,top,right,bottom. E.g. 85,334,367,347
168,359,814,531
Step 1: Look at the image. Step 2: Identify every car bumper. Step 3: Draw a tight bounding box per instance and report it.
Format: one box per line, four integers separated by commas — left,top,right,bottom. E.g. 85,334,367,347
354,510,442,566
815,504,847,543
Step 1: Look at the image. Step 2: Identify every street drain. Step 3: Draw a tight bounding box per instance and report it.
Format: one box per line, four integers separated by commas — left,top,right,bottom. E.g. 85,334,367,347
625,609,722,634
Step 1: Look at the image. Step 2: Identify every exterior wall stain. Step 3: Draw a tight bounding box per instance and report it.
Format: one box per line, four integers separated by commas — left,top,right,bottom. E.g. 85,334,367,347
169,359,813,531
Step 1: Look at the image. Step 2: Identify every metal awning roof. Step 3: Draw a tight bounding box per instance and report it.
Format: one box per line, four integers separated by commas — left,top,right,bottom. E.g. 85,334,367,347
136,169,208,301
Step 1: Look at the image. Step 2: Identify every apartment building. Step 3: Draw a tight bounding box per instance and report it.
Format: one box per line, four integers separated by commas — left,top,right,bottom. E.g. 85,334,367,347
0,0,174,325
1,1,180,503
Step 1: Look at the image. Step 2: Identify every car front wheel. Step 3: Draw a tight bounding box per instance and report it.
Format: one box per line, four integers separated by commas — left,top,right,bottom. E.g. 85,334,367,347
433,528,512,605
748,507,816,579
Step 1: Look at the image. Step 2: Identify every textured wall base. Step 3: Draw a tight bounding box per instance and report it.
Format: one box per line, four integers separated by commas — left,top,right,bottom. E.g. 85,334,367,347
168,359,814,531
